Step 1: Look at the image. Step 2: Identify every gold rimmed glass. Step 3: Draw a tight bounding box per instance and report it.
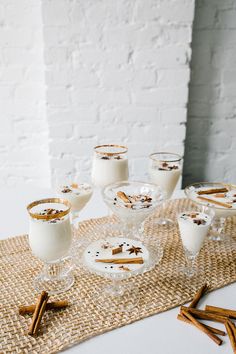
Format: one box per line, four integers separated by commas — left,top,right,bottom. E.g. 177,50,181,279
27,198,74,294
91,144,129,234
149,152,183,226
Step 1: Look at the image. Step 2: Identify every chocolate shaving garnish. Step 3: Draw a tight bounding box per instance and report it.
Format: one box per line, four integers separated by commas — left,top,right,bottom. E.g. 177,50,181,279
119,265,130,271
101,156,109,160
62,187,72,193
193,219,206,226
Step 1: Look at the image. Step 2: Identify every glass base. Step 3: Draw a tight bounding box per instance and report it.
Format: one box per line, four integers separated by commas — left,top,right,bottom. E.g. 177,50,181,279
93,282,139,313
179,265,198,278
154,217,174,227
34,272,74,295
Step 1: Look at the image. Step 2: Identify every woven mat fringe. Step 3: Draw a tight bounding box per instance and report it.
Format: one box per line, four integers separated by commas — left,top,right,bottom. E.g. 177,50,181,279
1,198,236,353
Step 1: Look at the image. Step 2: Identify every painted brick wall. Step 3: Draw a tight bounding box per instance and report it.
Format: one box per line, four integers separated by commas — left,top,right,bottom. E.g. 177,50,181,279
0,0,195,187
184,0,236,186
42,0,194,184
0,0,50,187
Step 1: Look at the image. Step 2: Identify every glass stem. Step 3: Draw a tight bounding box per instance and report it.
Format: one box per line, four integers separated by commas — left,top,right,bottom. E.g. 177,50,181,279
185,253,197,277
109,280,124,296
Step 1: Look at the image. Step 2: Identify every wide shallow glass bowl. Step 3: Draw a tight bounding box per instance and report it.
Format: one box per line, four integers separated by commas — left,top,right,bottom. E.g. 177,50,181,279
185,182,236,241
74,233,163,313
102,180,164,239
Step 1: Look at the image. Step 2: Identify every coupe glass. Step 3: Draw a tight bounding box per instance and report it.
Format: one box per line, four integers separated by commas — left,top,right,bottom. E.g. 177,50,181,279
27,198,74,294
102,180,164,240
55,174,93,232
185,182,236,241
91,144,129,232
149,152,182,227
178,208,215,277
74,234,163,312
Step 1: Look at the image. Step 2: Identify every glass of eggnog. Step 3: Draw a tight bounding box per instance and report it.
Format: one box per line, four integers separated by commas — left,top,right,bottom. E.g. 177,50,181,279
149,152,182,226
27,198,74,294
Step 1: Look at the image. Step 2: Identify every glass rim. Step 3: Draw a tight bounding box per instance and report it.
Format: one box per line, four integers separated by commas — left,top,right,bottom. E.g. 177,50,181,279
94,144,128,156
27,198,71,220
149,152,182,162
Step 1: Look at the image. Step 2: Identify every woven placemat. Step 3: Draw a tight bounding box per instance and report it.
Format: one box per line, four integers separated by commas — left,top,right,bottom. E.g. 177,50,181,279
1,198,236,353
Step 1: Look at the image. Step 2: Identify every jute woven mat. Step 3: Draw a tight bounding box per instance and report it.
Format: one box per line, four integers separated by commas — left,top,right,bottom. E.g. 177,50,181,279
1,198,236,354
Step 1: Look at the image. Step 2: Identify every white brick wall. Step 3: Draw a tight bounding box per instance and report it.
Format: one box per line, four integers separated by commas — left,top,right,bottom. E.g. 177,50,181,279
0,0,50,187
43,0,194,184
0,0,195,187
184,0,236,185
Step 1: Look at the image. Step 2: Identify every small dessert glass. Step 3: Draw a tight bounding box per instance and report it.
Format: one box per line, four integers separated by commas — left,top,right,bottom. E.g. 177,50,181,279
177,208,215,277
56,176,93,231
185,182,236,241
149,152,183,227
27,198,74,294
91,144,129,232
102,180,164,240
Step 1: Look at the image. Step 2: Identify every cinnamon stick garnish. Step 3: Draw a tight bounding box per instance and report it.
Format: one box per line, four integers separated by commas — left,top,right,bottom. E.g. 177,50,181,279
112,246,122,255
197,188,228,195
189,284,208,308
205,305,236,319
225,320,236,353
95,257,143,264
19,300,68,316
28,291,49,335
181,309,222,345
197,196,232,209
180,306,228,323
117,191,131,203
177,314,226,336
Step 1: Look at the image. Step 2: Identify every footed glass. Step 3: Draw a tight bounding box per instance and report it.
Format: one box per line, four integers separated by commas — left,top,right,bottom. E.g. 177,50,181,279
27,198,74,294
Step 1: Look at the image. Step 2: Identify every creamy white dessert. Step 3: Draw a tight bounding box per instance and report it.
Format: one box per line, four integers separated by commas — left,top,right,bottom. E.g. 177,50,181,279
178,212,212,254
109,191,154,229
91,155,129,187
84,237,149,275
149,161,181,198
57,183,93,212
188,186,236,218
29,204,72,263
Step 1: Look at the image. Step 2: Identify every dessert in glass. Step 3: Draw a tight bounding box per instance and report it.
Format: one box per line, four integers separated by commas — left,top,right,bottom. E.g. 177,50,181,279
149,152,182,226
102,181,164,240
185,182,236,241
178,209,214,277
57,181,93,230
91,144,129,231
27,198,74,294
75,234,163,312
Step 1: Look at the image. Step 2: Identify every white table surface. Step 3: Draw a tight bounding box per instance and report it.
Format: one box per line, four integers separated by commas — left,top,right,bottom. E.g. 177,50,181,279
0,185,235,354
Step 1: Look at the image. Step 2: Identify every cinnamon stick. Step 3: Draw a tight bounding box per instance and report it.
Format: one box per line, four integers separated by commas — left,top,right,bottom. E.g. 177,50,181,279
197,188,228,195
117,191,131,203
180,306,228,323
182,309,222,346
95,257,144,264
177,314,226,336
189,284,208,308
112,246,123,255
28,291,49,336
225,321,236,353
205,305,236,319
19,300,68,315
197,196,232,209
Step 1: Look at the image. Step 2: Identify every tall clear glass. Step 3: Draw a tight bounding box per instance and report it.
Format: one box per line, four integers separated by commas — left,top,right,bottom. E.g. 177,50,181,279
149,152,182,226
91,144,129,231
27,198,74,294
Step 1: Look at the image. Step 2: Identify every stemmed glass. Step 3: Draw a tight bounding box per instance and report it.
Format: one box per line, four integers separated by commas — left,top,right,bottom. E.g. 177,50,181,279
185,182,236,241
91,144,129,231
27,198,74,294
177,208,215,277
149,152,182,226
102,180,164,240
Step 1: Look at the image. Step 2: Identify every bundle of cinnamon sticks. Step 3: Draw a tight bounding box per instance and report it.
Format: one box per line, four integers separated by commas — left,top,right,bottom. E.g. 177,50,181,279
19,291,69,336
177,284,236,352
